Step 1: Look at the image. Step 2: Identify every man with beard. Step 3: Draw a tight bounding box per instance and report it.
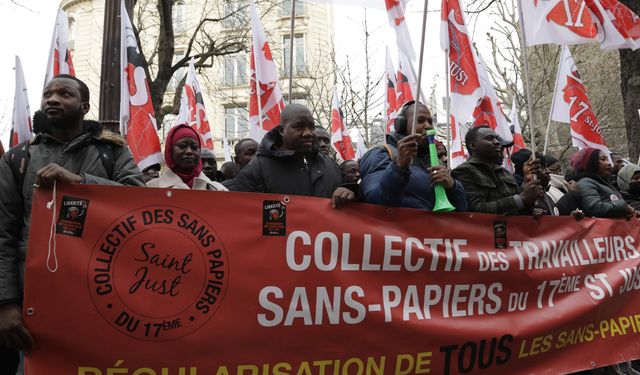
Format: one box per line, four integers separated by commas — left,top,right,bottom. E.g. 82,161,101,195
452,126,543,215
232,104,356,208
0,75,143,373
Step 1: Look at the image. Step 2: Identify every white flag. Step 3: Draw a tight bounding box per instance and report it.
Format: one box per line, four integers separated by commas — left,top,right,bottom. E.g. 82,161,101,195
222,135,233,163
248,0,285,143
177,59,214,150
386,0,416,60
11,56,32,147
44,9,75,85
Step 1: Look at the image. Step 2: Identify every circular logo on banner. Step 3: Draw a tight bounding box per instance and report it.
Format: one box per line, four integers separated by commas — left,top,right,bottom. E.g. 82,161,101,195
88,206,229,341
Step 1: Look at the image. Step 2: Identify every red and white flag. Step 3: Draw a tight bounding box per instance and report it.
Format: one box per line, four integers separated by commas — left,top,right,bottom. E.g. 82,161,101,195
177,59,214,150
385,0,416,60
587,0,640,50
441,0,481,167
249,0,285,142
44,9,75,85
330,87,356,161
301,0,384,8
550,46,609,154
384,47,398,133
396,51,416,106
509,97,526,153
119,0,162,171
11,56,32,147
520,0,600,46
473,54,514,144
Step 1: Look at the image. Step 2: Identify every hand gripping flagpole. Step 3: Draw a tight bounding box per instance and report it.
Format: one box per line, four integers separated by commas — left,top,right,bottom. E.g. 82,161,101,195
444,53,451,168
288,0,297,103
543,46,564,155
410,0,430,135
516,0,537,153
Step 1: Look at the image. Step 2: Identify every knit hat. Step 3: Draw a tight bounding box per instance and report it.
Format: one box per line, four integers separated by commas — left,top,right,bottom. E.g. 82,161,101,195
569,148,600,173
617,164,640,192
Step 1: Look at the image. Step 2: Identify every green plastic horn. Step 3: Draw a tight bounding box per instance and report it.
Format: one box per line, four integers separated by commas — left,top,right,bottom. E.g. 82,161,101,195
427,129,455,212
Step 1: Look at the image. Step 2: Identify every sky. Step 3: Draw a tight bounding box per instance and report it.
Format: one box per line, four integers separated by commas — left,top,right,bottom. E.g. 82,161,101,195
0,0,499,148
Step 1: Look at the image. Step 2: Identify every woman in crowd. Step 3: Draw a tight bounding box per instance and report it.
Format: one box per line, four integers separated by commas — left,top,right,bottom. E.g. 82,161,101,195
147,124,227,191
572,148,634,218
617,164,640,210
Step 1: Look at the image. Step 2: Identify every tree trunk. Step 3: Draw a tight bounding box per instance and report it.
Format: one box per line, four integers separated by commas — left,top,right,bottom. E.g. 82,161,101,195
619,0,640,161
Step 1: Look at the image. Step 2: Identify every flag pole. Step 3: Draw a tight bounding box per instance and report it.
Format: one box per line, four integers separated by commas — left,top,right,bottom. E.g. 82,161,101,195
543,46,563,155
288,0,297,103
410,0,429,136
444,53,451,168
516,0,537,153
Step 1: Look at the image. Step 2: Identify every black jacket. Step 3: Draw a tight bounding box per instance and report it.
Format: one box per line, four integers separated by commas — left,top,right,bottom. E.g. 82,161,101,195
231,128,346,198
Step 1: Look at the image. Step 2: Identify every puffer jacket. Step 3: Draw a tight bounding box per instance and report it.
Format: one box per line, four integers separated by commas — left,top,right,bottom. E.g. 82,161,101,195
231,128,349,197
577,176,628,218
0,120,144,303
359,132,467,211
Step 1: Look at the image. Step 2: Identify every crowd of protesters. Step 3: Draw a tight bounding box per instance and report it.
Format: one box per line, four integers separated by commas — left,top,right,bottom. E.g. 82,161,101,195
1,75,639,374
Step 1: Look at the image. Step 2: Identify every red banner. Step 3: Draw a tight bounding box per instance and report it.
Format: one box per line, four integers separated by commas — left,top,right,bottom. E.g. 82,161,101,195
24,185,640,374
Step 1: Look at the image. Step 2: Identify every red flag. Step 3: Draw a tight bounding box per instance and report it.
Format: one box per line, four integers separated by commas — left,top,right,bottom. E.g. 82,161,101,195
177,59,214,150
472,55,513,143
384,47,398,133
119,0,162,171
396,52,415,107
509,98,526,153
330,88,356,161
11,56,32,148
44,9,75,85
587,0,640,50
249,0,285,142
440,0,482,167
385,0,416,59
550,46,609,154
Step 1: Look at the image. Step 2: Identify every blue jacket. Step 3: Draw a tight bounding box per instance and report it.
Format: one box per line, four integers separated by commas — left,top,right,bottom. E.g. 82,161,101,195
359,133,468,211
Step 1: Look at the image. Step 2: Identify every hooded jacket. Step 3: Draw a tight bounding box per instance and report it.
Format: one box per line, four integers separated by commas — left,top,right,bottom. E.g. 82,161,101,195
359,132,467,211
231,128,347,197
0,120,144,304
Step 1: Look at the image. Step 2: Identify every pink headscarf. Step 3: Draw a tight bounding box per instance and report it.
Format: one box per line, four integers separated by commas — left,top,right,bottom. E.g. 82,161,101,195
164,124,202,188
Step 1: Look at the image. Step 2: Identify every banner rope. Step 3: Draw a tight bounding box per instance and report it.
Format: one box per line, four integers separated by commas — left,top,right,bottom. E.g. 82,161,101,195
46,181,58,273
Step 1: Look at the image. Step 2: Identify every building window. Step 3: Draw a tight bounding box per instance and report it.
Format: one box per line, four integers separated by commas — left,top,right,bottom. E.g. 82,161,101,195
168,50,186,92
173,1,186,34
223,54,247,86
68,16,76,50
225,106,249,138
281,0,304,16
223,0,248,28
283,35,305,76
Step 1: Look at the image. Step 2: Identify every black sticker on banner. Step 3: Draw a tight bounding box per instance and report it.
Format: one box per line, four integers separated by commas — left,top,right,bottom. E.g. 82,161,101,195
263,200,286,236
494,221,507,249
56,196,90,237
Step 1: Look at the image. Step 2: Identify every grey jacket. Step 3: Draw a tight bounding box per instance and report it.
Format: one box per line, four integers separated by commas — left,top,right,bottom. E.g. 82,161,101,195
577,176,628,218
0,121,144,304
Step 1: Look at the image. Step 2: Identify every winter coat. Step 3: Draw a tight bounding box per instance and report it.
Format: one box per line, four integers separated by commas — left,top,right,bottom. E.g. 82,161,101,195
231,128,348,198
0,120,144,304
576,176,628,218
147,169,228,191
359,133,467,211
452,157,523,215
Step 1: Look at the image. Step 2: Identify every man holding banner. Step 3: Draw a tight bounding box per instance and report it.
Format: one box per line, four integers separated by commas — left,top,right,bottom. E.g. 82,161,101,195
232,104,357,208
0,75,144,373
